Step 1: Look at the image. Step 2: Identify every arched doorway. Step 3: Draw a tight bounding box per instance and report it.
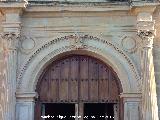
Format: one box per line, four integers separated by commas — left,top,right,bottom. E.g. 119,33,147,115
35,55,123,120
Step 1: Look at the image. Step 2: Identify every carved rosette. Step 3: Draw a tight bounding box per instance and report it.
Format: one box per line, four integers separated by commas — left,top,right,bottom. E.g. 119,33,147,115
1,32,20,51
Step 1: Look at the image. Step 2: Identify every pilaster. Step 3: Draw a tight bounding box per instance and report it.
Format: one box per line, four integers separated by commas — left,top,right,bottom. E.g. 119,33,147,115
0,3,25,120
1,32,19,120
137,11,159,120
16,92,37,120
121,93,141,120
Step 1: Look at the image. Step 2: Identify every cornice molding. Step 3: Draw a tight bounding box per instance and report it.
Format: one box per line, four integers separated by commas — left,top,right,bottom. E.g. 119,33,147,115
0,1,159,13
25,4,130,12
0,1,27,8
0,1,27,15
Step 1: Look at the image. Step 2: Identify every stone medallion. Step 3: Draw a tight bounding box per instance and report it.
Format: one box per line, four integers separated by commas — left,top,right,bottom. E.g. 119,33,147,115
20,36,35,54
121,36,137,53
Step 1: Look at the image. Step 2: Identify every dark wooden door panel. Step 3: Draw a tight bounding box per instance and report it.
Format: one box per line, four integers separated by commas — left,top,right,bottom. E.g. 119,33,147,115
99,65,109,80
50,79,58,102
70,57,79,79
50,64,60,79
90,79,98,101
59,79,68,102
36,55,121,103
79,57,88,79
89,59,99,79
89,59,99,101
61,58,70,80
80,79,89,102
39,77,48,101
35,55,123,120
109,74,119,102
110,79,119,101
70,79,78,102
99,79,109,101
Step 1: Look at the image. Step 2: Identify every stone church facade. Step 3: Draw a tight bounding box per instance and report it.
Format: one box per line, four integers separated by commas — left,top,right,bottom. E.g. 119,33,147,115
0,0,160,120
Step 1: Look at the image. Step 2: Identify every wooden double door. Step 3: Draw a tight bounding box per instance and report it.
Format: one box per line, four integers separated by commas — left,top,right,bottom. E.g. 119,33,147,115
35,55,122,120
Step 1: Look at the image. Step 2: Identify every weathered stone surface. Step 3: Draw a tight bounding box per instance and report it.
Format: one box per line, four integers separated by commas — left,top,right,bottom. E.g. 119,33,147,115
0,1,160,120
0,48,7,120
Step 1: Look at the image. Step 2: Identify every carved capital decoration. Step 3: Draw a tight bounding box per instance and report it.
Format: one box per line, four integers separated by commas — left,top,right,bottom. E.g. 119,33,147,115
137,30,154,48
137,20,155,49
137,21,155,48
1,32,20,50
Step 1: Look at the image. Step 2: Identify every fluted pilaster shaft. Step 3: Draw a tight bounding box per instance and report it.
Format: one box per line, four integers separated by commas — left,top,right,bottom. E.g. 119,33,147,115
1,32,19,120
0,3,25,119
137,12,159,120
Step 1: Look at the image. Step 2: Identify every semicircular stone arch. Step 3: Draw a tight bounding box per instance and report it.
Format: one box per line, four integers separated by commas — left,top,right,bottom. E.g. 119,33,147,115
17,35,141,94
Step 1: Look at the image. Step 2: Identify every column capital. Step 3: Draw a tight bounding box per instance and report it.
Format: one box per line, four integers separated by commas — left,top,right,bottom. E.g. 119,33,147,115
0,1,27,13
137,15,155,48
137,30,154,48
16,92,37,102
120,93,142,102
0,32,20,50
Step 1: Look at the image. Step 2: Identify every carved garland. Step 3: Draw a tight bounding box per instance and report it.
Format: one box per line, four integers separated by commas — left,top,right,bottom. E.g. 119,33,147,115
17,35,141,91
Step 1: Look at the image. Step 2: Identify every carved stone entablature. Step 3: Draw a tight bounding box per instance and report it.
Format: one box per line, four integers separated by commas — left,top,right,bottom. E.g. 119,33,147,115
137,30,154,48
0,32,20,50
